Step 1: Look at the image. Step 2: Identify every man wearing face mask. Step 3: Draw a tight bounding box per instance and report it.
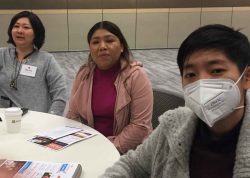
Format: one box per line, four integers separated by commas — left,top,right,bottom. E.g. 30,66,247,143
101,24,250,178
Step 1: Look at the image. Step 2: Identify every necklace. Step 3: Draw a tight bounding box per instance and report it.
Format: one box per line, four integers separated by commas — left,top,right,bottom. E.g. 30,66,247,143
10,48,36,90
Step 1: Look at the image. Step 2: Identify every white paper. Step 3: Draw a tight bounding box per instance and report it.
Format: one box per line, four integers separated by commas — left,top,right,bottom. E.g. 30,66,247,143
0,160,81,178
28,126,97,150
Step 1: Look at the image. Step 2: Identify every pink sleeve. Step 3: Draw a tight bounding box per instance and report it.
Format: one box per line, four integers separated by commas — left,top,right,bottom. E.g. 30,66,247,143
112,68,153,154
66,67,86,121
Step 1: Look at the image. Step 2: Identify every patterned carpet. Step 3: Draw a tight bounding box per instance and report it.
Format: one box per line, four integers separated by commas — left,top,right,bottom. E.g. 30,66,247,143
52,49,183,99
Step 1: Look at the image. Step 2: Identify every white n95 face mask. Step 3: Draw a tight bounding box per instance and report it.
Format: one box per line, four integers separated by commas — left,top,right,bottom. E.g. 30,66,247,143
184,78,242,127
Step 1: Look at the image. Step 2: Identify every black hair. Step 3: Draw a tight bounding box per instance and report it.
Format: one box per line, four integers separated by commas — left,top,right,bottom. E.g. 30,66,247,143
177,24,250,76
7,11,45,49
87,21,131,68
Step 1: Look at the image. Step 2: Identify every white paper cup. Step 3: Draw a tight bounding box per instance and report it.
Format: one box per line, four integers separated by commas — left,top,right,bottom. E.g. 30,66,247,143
5,107,22,133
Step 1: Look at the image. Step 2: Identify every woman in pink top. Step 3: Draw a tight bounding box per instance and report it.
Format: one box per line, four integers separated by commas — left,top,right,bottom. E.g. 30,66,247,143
67,21,153,154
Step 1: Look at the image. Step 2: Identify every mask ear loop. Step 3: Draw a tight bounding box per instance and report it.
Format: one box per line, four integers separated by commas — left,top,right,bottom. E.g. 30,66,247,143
233,66,249,110
234,66,248,86
234,106,245,110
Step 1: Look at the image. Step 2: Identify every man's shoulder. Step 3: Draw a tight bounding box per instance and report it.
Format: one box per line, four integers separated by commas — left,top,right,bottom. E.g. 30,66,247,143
159,106,193,122
158,107,196,133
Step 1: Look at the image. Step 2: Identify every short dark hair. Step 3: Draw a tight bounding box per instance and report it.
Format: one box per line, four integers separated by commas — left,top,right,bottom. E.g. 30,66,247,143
7,11,45,49
177,24,250,76
87,21,131,68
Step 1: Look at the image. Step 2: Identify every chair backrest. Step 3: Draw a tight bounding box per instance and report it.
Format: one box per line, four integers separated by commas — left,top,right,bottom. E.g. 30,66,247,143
152,89,185,129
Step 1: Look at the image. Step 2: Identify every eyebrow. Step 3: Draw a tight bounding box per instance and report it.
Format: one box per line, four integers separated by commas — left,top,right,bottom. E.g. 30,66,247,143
15,22,31,26
91,35,116,40
183,58,227,70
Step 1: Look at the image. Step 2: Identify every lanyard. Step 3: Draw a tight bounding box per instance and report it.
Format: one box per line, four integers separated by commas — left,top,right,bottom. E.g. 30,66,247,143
10,48,36,90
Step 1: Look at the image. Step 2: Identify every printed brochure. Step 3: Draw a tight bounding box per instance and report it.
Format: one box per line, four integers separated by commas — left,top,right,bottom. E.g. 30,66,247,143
28,126,97,150
0,159,82,178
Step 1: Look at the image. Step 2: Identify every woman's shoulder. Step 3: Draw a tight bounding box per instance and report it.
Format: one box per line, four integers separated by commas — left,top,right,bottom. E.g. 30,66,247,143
0,47,9,51
130,60,143,67
122,60,145,77
128,60,143,71
36,50,55,59
77,63,91,73
0,47,10,53
74,63,93,80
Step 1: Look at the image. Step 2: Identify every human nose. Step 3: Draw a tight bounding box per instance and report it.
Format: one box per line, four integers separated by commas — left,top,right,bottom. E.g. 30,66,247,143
198,72,212,80
99,41,107,50
16,27,23,33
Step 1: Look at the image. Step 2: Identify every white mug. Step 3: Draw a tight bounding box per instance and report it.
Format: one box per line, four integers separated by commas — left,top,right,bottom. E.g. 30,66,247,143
5,107,22,133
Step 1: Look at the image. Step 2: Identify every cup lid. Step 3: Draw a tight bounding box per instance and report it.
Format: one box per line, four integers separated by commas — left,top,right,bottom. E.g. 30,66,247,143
5,107,22,115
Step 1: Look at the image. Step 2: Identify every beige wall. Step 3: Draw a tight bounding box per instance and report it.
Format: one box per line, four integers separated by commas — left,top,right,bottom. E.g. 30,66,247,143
1,7,250,51
103,9,137,49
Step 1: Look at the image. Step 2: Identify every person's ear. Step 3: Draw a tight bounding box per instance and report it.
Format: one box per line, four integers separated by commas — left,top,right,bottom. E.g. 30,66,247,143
243,66,250,89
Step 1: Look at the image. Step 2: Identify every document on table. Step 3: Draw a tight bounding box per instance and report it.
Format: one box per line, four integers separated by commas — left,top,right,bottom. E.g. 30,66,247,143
28,126,97,150
0,159,82,178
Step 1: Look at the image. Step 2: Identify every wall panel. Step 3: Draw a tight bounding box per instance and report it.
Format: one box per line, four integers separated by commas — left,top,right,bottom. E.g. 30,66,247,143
0,10,26,47
167,0,201,8
31,0,67,9
67,0,103,9
137,0,168,8
136,9,169,49
168,8,201,48
2,0,250,9
32,10,68,51
0,0,31,9
235,0,250,7
201,7,232,26
1,1,250,51
202,0,235,7
68,9,102,51
232,7,250,39
102,0,136,9
103,9,136,49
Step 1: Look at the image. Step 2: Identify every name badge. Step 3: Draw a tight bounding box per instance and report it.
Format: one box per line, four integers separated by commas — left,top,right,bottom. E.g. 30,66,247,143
20,64,37,77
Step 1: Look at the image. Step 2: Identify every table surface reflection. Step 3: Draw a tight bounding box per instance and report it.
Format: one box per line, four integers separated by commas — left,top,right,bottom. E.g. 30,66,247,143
0,109,120,178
